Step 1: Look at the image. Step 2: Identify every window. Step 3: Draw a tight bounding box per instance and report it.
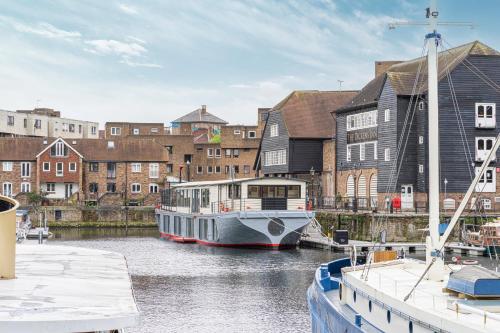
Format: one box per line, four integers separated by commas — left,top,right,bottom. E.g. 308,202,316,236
207,148,214,158
23,118,27,128
149,183,159,193
288,185,301,198
419,164,424,174
270,124,279,137
207,166,213,174
418,101,425,110
225,149,232,157
149,163,159,178
78,124,82,133
107,162,116,178
34,119,42,129
384,109,390,122
346,110,378,131
131,163,142,173
131,183,141,193
2,182,12,197
107,183,116,193
347,146,352,162
215,148,221,158
89,162,99,172
224,165,230,174
248,185,260,198
166,146,173,154
263,149,287,166
91,126,97,135
384,148,390,161
89,183,98,193
374,142,378,160
107,141,115,149
2,162,13,172
233,149,240,158
244,165,251,174
56,162,63,176
7,115,14,126
51,141,68,157
419,136,424,144
21,162,30,177
215,166,221,174
166,164,173,173
197,165,203,174
151,128,159,133
69,124,75,133
133,128,139,135
111,127,122,135
46,183,56,193
476,137,495,162
21,182,30,193
234,165,239,174
248,131,257,138
360,143,365,161
233,129,241,135
476,167,496,192
476,103,496,128
69,162,76,172
228,184,241,199
201,189,210,208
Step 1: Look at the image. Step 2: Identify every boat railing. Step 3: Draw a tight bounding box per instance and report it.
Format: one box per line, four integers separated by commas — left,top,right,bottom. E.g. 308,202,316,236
210,198,306,214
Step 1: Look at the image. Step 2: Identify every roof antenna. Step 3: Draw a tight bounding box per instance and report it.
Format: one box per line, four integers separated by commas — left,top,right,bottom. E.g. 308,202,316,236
337,80,344,91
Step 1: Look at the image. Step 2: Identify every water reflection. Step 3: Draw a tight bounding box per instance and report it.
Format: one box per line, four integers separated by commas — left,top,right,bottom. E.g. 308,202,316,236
50,228,336,333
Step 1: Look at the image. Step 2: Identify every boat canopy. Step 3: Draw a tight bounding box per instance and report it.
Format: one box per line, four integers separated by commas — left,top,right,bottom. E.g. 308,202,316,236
447,266,500,297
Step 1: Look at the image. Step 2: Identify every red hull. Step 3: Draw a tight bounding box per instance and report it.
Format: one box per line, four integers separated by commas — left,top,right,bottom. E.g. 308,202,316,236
159,232,292,249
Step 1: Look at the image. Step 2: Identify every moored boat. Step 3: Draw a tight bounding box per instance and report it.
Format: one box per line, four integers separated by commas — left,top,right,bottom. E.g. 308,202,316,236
156,177,314,249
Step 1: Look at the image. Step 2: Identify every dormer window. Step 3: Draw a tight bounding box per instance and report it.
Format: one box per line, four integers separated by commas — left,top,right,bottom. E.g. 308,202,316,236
51,141,68,157
476,103,496,128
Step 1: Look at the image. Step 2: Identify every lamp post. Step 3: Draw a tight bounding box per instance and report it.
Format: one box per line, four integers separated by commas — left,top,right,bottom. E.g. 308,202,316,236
310,167,315,209
444,178,448,200
179,166,183,184
186,160,191,182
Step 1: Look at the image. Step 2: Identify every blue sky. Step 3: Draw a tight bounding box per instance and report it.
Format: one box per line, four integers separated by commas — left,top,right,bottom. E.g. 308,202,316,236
0,0,498,127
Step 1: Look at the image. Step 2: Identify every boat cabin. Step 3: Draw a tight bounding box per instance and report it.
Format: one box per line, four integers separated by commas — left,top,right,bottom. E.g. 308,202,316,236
160,178,307,215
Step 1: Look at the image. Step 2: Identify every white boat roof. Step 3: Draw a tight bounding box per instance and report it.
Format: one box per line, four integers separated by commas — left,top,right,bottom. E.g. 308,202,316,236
0,244,139,333
170,177,306,188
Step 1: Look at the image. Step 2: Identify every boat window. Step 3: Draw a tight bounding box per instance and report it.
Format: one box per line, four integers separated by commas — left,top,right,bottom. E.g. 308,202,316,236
386,310,391,323
213,220,218,241
248,186,260,198
174,216,182,235
353,291,356,303
368,300,372,312
288,185,301,199
186,218,194,238
228,184,241,199
409,321,413,333
262,186,286,198
201,189,210,208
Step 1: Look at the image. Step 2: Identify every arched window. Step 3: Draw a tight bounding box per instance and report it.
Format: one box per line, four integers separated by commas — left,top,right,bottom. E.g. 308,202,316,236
358,175,367,208
347,175,355,197
370,175,378,208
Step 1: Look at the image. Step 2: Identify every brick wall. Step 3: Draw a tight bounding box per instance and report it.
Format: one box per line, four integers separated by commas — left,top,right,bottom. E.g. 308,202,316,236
322,139,336,197
0,161,37,196
38,148,81,183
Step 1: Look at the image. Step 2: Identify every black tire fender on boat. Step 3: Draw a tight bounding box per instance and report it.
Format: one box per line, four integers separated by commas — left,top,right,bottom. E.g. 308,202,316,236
339,283,343,300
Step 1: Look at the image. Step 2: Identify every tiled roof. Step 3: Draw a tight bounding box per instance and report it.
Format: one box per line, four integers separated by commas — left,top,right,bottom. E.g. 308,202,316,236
0,138,168,162
172,107,227,124
339,41,499,112
271,90,358,138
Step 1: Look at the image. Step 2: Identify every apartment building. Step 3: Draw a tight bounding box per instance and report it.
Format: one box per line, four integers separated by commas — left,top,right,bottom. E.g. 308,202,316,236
336,41,500,211
105,122,165,138
0,108,99,139
0,137,168,206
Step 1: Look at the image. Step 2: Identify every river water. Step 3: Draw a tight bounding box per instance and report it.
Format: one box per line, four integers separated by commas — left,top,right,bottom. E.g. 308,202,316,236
49,228,337,333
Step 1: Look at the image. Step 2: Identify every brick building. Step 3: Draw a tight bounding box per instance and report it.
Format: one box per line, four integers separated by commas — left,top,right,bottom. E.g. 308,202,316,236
104,122,165,138
0,137,169,206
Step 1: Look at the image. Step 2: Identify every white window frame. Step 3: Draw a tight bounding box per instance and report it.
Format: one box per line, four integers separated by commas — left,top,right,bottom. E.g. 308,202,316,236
419,164,424,174
131,183,141,193
359,143,365,161
248,131,257,138
7,115,14,126
476,167,496,193
111,127,122,136
215,166,221,174
149,183,159,193
91,126,97,135
149,163,159,178
418,101,425,111
384,109,390,122
419,136,424,145
43,162,50,172
207,166,213,174
215,148,221,158
197,166,203,174
346,145,352,162
2,162,13,172
2,182,12,197
34,119,42,129
270,124,279,137
207,148,214,158
21,162,31,178
69,162,77,172
475,103,496,128
21,182,31,193
56,162,63,177
263,149,287,166
384,148,390,162
346,110,378,132
475,137,495,162
373,142,378,160
151,128,159,133
131,163,142,173
225,149,232,157
233,129,241,135
133,128,140,135
54,141,66,157
46,183,55,193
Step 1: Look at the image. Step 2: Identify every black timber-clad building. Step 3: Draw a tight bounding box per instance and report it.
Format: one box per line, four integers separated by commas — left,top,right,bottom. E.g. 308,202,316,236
254,90,357,206
335,41,500,212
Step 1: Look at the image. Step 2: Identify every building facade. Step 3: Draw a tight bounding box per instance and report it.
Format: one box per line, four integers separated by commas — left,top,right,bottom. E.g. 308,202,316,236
0,108,98,139
336,41,500,212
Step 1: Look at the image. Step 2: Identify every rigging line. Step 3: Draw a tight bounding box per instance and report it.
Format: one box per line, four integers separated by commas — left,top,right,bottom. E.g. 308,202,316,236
439,43,475,179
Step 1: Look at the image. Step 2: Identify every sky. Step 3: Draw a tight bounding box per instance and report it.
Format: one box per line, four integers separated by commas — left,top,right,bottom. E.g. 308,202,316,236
0,0,499,127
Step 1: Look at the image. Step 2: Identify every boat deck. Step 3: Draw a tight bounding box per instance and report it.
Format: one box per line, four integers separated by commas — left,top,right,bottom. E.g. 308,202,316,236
0,244,139,333
344,260,500,332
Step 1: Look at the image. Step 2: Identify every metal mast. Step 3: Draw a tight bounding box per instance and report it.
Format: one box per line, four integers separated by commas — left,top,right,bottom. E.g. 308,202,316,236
426,0,445,280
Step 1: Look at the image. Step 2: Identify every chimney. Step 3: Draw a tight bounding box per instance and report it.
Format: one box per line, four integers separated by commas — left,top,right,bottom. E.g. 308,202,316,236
201,105,207,114
375,61,403,77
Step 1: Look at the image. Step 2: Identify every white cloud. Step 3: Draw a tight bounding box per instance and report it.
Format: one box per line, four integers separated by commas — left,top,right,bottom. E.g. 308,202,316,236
118,3,138,15
0,17,81,41
120,58,162,68
84,39,147,57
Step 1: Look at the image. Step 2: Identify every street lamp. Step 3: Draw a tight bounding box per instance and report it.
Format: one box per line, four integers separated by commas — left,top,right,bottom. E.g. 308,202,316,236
186,160,191,182
310,167,315,209
444,178,448,199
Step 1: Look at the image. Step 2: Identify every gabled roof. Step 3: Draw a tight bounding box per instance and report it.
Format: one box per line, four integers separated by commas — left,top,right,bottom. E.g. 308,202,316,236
36,138,83,158
172,107,227,124
338,41,500,112
270,90,358,138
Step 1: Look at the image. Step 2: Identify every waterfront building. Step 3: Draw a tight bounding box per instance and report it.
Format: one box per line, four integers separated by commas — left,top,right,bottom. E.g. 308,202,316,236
335,41,500,212
0,137,168,206
104,122,165,138
0,108,98,139
254,90,358,206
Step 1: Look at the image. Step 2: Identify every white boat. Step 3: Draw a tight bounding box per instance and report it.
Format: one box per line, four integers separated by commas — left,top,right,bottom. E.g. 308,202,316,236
156,177,314,248
307,1,500,332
